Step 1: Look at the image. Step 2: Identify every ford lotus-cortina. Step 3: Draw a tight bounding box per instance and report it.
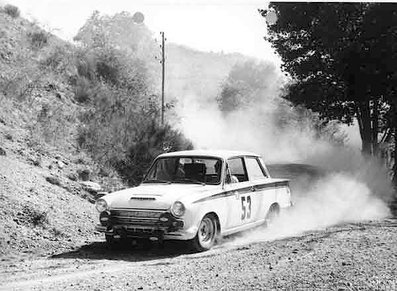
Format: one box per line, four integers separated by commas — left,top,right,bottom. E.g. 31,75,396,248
95,150,292,251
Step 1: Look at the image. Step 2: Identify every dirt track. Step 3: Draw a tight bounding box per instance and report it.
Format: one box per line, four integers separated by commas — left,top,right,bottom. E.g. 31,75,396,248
1,219,396,291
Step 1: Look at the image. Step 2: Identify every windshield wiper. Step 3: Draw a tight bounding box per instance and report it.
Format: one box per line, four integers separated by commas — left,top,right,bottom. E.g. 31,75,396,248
173,178,206,185
142,179,171,184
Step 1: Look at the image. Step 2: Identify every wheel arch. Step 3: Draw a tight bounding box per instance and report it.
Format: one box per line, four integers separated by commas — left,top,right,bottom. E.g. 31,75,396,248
267,202,280,215
202,211,221,236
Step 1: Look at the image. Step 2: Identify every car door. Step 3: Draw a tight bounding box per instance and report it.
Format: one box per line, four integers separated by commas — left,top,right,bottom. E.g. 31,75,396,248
243,156,275,223
223,157,252,230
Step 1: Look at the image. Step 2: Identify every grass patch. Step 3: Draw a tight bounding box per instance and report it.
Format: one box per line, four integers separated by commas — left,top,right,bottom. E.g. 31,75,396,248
29,30,48,49
4,4,20,18
19,206,49,227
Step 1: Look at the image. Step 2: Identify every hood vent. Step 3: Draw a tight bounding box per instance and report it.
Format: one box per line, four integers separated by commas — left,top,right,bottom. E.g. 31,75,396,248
130,196,156,201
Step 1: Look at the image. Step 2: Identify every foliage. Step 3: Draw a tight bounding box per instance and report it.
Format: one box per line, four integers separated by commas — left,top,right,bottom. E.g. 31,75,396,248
28,101,77,149
74,76,92,103
4,4,20,18
73,15,193,184
22,206,48,227
262,3,397,156
29,30,49,49
217,60,280,113
0,62,42,100
77,81,192,185
0,8,195,185
217,60,346,145
39,44,75,75
74,11,156,58
114,122,193,185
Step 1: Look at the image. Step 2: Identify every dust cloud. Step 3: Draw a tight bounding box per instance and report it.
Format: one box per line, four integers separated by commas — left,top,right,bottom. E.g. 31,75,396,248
172,60,393,245
223,173,390,248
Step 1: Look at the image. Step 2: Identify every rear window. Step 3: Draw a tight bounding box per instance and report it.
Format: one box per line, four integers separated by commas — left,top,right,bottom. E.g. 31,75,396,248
245,157,267,180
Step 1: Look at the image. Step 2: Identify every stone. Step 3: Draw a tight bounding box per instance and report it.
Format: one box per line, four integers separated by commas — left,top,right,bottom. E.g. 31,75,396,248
67,173,77,181
77,169,90,181
46,176,61,186
80,181,102,193
57,161,65,169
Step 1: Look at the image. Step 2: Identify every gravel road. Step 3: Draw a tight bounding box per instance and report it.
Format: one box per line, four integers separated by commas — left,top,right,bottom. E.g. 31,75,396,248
1,219,396,291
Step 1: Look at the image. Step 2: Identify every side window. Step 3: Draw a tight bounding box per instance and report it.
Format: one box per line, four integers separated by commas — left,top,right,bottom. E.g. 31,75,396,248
227,158,248,183
245,157,267,180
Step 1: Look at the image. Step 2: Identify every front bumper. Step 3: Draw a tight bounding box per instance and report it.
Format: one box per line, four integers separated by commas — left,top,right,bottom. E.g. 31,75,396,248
96,210,187,240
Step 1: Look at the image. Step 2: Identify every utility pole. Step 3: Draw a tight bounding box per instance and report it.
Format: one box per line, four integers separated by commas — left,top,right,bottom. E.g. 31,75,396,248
160,31,165,126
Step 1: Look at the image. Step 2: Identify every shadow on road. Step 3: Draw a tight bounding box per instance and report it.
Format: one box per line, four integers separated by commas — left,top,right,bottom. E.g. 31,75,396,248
51,240,198,262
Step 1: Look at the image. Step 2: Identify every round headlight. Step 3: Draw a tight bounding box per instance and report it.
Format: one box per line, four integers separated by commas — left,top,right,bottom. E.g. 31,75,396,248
95,199,108,213
171,201,185,217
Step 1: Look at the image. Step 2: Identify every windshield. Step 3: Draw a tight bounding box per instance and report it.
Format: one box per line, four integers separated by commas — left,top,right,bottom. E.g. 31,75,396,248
143,156,222,185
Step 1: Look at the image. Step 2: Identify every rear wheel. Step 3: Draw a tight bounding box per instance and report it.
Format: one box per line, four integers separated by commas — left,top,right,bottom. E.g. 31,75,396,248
191,214,218,252
265,204,280,227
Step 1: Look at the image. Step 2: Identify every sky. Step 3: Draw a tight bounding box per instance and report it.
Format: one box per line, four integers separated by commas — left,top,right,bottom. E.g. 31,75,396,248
4,0,277,62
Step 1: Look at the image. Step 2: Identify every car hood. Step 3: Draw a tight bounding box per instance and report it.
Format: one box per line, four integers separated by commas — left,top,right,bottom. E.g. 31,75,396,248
103,183,219,210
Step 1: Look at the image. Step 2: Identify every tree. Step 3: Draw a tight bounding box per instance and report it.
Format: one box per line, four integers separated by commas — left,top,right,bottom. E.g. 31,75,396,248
217,60,347,145
217,60,282,113
74,11,193,185
261,3,397,188
261,2,397,158
74,10,159,87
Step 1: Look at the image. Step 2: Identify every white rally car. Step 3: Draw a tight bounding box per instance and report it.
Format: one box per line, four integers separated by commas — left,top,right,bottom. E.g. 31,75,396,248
95,150,292,251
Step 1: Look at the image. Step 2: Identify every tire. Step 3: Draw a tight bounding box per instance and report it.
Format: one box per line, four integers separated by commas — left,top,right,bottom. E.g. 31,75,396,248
265,204,280,227
138,239,153,250
105,235,131,250
191,214,218,252
105,234,118,249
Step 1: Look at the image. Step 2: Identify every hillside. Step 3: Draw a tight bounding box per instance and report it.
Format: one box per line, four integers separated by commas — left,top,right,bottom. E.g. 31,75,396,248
0,8,125,257
73,10,250,107
166,43,247,102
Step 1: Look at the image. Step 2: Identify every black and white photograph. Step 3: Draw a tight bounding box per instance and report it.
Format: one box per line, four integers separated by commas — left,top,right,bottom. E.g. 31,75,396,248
0,0,396,290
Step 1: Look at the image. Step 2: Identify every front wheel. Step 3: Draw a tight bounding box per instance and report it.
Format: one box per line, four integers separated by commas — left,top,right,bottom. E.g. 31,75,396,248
105,235,131,250
105,234,118,249
191,214,218,252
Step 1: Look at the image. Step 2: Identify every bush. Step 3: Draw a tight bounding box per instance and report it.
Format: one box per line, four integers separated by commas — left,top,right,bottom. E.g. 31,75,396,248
28,102,77,149
30,209,48,226
4,4,20,18
0,64,42,100
114,122,193,185
74,77,92,103
76,53,97,81
20,206,48,227
29,31,48,49
73,31,193,186
40,44,74,75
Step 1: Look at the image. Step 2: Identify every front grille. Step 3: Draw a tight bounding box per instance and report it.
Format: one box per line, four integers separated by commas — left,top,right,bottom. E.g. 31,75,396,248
110,209,165,226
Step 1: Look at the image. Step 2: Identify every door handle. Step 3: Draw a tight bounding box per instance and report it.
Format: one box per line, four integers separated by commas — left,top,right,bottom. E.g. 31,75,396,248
250,186,256,192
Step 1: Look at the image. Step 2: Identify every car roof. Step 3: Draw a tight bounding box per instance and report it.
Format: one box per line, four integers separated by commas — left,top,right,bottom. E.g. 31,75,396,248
157,149,261,160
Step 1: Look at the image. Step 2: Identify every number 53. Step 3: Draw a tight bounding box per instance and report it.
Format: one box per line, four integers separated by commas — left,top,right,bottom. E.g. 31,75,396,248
241,195,251,220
